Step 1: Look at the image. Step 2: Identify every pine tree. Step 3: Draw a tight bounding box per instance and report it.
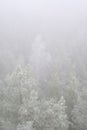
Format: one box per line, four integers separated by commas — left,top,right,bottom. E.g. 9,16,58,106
72,88,87,130
2,65,38,130
33,96,69,130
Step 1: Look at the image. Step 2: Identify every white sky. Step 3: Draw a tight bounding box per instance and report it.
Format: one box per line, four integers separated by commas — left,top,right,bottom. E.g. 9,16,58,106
0,0,87,20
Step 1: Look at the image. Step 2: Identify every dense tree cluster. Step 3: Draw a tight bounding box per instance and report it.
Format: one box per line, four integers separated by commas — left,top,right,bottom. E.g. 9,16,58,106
0,62,87,130
0,36,87,130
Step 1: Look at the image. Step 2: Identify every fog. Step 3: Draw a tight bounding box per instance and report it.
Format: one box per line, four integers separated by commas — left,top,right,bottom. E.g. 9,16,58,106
0,0,87,130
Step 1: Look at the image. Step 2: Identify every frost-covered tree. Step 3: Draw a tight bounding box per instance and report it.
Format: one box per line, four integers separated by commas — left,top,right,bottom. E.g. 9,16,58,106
1,65,38,130
18,89,39,123
17,121,34,130
17,89,39,130
45,70,80,126
1,64,69,130
18,86,69,130
33,96,69,130
72,88,87,130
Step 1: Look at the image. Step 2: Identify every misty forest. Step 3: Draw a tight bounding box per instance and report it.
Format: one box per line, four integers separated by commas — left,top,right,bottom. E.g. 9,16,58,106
0,0,87,130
